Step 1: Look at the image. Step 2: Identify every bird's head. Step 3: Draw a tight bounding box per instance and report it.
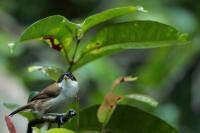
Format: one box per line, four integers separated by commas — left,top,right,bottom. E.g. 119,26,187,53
57,72,77,82
57,72,78,88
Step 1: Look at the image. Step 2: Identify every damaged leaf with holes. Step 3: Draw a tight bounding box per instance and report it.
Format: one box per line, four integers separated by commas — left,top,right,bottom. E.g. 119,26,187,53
9,15,78,56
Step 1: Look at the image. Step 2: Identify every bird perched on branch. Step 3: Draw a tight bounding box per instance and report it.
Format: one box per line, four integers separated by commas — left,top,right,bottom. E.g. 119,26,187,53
9,72,79,116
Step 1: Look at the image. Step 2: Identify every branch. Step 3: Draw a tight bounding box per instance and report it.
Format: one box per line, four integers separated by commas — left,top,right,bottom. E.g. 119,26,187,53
27,110,76,133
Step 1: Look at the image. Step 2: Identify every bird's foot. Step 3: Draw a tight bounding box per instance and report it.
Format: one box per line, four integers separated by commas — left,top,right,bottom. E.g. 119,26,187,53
67,109,76,117
55,109,76,128
56,115,65,128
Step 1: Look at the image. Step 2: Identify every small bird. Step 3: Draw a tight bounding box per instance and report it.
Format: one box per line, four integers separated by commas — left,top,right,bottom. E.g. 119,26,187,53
9,72,79,116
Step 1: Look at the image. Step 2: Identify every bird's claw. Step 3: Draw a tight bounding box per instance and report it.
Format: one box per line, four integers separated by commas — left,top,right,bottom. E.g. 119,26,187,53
56,109,77,128
67,109,76,117
56,115,65,128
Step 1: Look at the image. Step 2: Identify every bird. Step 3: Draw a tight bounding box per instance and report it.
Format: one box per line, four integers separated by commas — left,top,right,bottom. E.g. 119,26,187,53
9,72,79,116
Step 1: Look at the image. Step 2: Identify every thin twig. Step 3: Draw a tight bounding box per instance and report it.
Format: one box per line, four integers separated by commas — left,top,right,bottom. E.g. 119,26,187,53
76,95,80,132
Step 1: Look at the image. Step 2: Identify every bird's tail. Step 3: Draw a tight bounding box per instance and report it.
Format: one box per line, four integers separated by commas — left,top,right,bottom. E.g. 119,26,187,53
9,104,32,116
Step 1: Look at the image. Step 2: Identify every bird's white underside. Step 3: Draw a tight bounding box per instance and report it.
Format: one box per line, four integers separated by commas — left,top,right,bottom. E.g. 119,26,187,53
42,79,79,113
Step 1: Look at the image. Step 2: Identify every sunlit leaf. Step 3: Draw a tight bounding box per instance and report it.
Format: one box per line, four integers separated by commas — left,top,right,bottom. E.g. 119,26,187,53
19,111,39,121
32,127,40,133
8,42,15,54
72,21,189,71
78,6,147,38
28,66,64,81
124,94,159,107
47,128,75,133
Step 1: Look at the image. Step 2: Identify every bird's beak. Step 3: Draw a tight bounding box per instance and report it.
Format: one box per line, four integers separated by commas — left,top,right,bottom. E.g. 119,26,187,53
64,76,68,80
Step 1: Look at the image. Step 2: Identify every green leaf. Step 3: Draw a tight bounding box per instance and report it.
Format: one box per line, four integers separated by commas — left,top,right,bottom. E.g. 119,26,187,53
79,106,102,131
47,128,75,133
78,6,147,38
78,131,100,133
10,15,78,52
124,94,159,107
72,21,189,71
64,105,102,131
106,105,177,133
28,66,64,81
32,127,40,133
77,105,177,133
19,111,39,121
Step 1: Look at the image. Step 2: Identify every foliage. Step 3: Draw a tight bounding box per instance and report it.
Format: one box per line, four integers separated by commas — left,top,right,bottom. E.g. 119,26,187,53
5,5,189,133
78,105,177,133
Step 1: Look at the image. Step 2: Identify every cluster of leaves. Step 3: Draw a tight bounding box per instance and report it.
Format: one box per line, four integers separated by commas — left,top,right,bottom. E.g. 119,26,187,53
6,6,189,133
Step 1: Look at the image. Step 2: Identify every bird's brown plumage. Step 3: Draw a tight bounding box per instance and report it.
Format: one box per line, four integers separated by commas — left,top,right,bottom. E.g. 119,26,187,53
9,83,61,116
30,83,61,101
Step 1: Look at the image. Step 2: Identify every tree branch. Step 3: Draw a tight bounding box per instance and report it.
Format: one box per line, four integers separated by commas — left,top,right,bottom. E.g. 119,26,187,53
27,110,76,133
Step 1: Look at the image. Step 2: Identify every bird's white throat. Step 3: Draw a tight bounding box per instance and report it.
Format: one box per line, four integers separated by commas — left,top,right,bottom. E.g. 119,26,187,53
58,79,79,97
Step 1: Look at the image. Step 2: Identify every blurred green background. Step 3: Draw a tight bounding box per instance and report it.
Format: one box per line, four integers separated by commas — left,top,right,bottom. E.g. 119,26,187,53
0,0,199,133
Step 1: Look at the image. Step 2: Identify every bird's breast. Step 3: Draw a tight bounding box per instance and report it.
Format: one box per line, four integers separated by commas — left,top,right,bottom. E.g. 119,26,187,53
42,81,79,113
62,82,79,98
43,93,72,113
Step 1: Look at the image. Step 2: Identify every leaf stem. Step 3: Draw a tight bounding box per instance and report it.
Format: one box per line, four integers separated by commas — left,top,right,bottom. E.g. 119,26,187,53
76,95,80,132
72,39,80,61
68,38,80,71
63,46,71,64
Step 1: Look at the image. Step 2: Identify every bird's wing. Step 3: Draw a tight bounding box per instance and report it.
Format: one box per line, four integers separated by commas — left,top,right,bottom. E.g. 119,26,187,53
29,83,61,102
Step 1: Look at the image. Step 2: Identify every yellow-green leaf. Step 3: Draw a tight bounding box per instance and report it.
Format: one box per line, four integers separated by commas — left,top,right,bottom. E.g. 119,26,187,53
10,15,78,53
72,21,189,71
47,128,75,133
78,6,147,38
124,94,159,107
28,66,64,81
